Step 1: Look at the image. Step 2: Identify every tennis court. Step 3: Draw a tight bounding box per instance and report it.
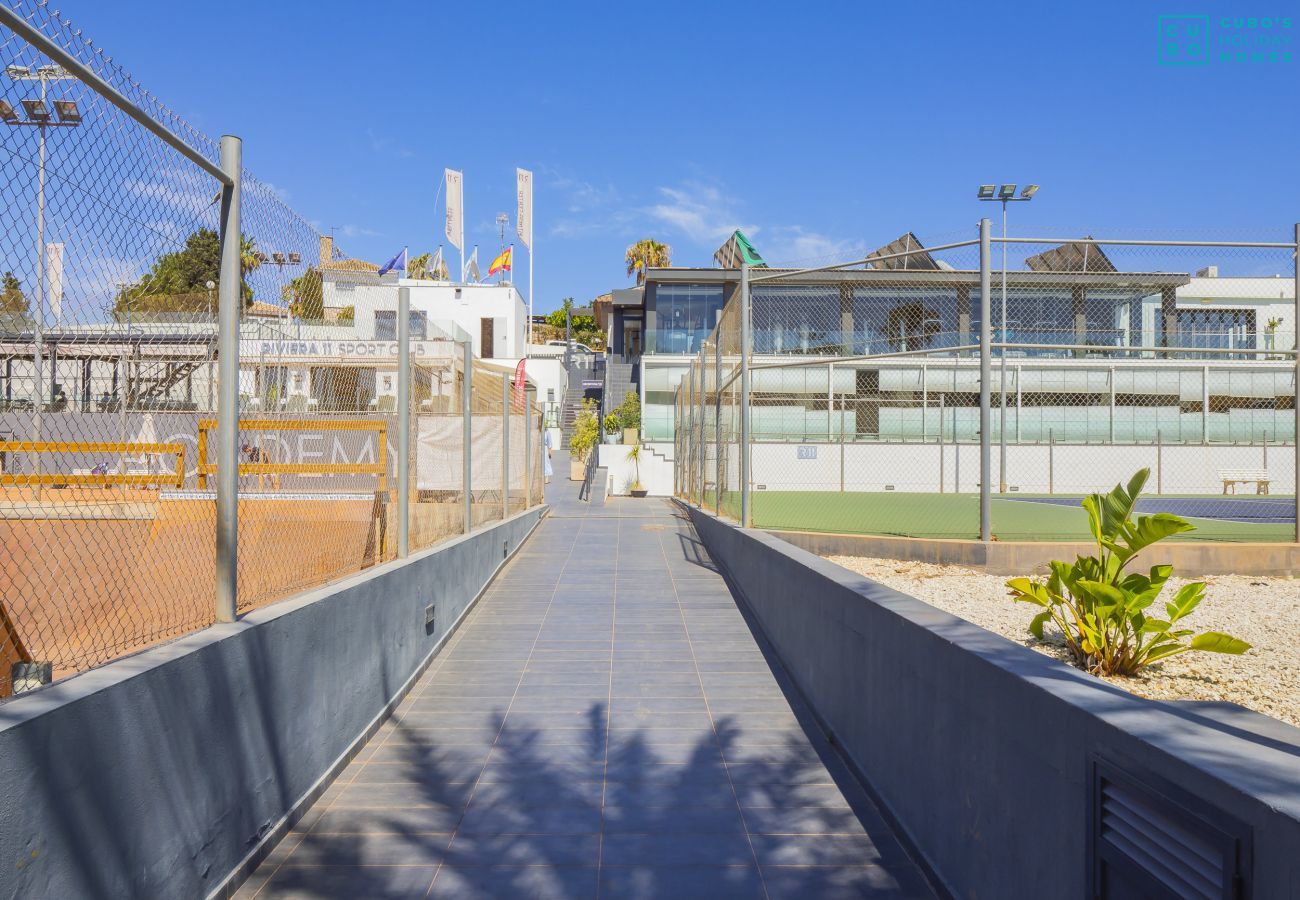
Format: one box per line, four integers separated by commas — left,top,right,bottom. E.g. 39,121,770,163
737,491,1296,542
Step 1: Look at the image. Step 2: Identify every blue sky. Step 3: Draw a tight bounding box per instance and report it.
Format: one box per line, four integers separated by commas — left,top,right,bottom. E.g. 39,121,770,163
57,0,1299,312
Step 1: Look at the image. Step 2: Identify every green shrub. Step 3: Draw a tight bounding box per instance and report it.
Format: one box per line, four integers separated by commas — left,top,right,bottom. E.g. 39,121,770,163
1006,468,1250,676
568,398,601,461
604,413,621,435
614,391,640,432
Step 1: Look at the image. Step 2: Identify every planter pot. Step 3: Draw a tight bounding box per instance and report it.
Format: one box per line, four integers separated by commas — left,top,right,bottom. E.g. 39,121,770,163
630,488,648,498
603,434,619,444
570,458,587,481
622,428,639,445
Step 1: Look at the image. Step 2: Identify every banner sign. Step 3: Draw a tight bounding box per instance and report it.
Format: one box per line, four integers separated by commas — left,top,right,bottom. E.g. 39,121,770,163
241,339,455,362
515,168,533,250
513,358,527,410
444,169,463,251
46,242,64,323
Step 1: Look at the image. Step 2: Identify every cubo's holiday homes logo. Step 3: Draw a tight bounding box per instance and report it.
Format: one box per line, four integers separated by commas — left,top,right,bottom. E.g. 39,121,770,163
1158,14,1293,64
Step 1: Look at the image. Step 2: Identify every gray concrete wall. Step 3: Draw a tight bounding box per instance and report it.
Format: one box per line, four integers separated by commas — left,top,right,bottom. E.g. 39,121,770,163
688,505,1300,899
0,507,543,900
772,528,1300,577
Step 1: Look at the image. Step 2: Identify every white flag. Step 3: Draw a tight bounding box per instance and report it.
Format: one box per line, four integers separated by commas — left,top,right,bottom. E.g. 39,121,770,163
46,242,64,324
444,169,463,251
466,246,481,284
431,247,447,281
516,168,533,250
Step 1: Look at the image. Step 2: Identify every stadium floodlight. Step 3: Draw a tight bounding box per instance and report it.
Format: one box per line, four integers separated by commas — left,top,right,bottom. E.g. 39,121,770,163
974,181,1042,493
272,252,285,265
53,99,80,123
21,99,50,121
0,99,16,123
288,252,301,264
5,64,32,78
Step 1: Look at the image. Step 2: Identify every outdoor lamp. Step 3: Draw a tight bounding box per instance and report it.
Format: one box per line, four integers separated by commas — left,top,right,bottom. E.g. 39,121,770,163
977,184,996,199
53,99,80,123
272,252,285,265
997,183,1017,199
1020,184,1040,199
5,65,31,78
21,99,50,121
0,100,16,123
288,252,301,264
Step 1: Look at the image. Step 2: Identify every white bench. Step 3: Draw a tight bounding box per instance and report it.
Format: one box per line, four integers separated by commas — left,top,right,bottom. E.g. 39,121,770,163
1220,469,1270,495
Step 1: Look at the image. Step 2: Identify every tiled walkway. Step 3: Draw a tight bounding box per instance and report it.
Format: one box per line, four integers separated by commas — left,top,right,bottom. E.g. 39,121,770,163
237,466,935,899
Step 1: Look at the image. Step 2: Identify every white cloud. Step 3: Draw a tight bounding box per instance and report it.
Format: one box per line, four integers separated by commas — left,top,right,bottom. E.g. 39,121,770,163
758,226,865,267
645,183,757,245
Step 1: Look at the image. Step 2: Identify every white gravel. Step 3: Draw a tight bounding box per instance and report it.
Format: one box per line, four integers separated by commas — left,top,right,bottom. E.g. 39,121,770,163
826,555,1300,729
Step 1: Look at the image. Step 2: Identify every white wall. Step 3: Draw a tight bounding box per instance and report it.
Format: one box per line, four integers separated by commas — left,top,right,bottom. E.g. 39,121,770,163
322,274,527,358
599,443,673,496
747,440,1294,496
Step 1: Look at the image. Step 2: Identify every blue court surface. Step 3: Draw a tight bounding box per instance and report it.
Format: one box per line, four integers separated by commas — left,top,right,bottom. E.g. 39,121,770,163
1006,495,1296,525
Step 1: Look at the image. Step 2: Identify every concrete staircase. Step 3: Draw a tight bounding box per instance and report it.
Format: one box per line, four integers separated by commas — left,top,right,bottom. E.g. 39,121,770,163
558,388,588,449
606,358,639,412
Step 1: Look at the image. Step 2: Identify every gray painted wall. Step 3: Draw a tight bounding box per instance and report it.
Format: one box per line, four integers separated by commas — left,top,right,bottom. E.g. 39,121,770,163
688,505,1300,899
0,508,542,900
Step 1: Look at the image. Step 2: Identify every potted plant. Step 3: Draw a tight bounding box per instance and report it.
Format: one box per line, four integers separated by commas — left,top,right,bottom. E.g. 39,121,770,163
626,443,648,497
568,398,600,481
603,413,622,444
616,390,641,445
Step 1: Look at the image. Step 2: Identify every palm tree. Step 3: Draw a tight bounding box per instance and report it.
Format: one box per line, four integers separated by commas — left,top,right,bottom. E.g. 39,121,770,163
625,239,671,284
240,236,262,307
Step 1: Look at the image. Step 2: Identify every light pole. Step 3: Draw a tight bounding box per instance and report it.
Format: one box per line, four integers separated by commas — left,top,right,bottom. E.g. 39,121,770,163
4,65,81,410
977,183,1039,493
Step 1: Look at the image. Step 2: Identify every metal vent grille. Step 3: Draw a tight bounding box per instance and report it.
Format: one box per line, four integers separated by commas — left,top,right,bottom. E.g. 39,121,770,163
1090,758,1250,900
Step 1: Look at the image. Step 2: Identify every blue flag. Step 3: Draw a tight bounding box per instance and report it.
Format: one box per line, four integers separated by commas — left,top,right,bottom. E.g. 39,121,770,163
378,247,407,276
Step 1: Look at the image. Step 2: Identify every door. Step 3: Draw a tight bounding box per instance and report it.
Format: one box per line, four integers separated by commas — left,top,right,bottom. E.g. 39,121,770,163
624,321,642,359
480,318,495,359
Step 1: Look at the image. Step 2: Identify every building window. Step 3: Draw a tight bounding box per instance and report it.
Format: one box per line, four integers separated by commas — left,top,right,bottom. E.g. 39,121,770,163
649,284,725,355
375,310,428,340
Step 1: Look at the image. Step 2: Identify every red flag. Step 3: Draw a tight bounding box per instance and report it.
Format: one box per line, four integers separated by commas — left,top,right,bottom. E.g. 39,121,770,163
513,359,527,410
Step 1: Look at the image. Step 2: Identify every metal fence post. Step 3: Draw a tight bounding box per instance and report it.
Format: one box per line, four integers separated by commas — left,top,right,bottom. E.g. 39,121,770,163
739,262,752,527
978,218,992,542
396,286,410,558
462,340,473,534
502,374,511,519
1294,223,1299,542
524,386,533,508
215,135,241,623
698,358,707,506
714,339,723,516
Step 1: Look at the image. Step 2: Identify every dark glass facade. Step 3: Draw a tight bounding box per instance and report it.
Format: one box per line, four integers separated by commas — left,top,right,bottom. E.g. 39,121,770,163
646,284,725,355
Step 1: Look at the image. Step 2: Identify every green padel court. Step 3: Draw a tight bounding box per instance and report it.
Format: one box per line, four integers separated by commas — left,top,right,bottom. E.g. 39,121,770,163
710,491,1296,542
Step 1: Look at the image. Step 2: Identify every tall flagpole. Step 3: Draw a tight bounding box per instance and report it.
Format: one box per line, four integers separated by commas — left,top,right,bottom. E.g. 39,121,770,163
528,233,534,351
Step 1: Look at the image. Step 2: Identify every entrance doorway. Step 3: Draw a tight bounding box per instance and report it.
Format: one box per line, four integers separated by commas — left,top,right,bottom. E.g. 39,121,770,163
480,318,495,359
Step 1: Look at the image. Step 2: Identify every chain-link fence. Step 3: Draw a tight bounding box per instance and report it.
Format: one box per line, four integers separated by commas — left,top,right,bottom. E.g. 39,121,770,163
0,5,543,699
676,224,1300,545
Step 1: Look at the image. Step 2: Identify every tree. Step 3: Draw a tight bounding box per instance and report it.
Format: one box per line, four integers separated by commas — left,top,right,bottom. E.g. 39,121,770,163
0,271,30,324
625,239,671,284
407,252,431,279
283,267,324,320
882,301,940,352
112,228,262,318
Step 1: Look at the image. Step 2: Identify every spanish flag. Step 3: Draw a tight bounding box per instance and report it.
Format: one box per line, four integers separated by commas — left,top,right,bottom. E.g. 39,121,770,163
488,246,512,276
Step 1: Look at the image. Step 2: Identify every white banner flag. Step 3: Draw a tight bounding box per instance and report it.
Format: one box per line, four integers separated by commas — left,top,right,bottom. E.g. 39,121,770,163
46,242,64,324
444,169,463,251
516,168,533,250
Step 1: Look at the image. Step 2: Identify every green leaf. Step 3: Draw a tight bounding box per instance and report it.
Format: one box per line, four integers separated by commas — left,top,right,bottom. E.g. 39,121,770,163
1140,618,1172,634
1006,578,1051,607
1029,610,1052,640
1142,642,1189,664
1120,513,1195,558
1189,632,1252,654
1165,582,1205,622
